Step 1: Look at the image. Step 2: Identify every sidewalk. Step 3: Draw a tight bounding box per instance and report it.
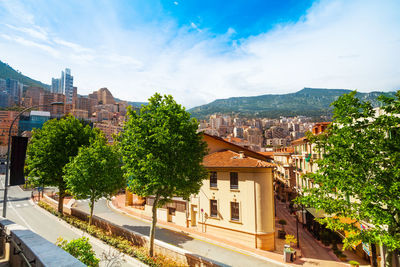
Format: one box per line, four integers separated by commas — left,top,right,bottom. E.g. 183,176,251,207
275,200,370,267
111,194,354,267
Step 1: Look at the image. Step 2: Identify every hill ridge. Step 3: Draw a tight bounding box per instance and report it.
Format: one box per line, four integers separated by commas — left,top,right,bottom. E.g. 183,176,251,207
188,88,396,119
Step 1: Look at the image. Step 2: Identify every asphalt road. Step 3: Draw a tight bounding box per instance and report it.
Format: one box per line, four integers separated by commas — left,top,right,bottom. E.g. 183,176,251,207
0,175,141,267
75,197,284,267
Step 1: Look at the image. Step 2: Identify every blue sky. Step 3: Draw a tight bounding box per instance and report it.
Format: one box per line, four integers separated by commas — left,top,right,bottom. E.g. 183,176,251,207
0,0,399,107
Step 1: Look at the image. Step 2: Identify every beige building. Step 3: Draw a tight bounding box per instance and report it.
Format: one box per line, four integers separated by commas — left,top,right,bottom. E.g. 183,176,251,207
125,133,276,251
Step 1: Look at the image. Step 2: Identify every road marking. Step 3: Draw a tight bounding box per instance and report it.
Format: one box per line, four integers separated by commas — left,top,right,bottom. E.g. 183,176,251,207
16,204,21,208
77,200,82,203
23,203,29,207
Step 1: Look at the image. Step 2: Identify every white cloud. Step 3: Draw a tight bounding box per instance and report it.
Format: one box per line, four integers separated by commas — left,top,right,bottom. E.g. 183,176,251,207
0,0,399,108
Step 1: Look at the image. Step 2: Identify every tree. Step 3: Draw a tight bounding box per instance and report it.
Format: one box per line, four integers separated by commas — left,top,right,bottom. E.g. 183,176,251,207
297,91,400,266
119,93,208,256
64,132,125,225
25,115,94,213
57,237,100,267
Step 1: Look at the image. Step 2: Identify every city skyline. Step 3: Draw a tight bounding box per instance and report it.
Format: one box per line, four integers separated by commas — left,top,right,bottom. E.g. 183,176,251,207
0,0,399,108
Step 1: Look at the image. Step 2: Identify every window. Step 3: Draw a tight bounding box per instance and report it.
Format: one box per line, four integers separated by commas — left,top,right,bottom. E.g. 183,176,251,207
230,172,238,189
231,202,239,221
210,171,217,188
168,208,176,216
210,200,218,217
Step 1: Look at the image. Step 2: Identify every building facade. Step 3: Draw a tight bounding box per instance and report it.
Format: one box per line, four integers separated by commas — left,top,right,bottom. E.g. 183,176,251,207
125,133,276,251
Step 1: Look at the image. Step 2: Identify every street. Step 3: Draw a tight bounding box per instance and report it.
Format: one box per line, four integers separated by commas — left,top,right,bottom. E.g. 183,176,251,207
0,173,284,267
0,175,142,267
75,197,284,267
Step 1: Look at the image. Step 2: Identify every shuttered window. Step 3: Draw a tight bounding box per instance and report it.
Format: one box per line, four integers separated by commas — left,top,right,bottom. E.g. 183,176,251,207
231,202,239,221
210,200,218,217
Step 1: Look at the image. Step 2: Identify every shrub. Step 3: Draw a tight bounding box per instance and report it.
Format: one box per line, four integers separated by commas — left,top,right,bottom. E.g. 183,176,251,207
38,201,182,267
285,234,297,247
349,260,360,266
56,237,100,267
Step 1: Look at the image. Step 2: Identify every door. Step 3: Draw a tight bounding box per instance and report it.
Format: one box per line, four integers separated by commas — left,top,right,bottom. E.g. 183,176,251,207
191,205,197,226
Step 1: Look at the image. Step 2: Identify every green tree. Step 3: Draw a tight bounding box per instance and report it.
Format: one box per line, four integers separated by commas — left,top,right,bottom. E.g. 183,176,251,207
64,132,125,225
25,115,94,213
297,91,400,266
119,93,208,256
57,237,100,267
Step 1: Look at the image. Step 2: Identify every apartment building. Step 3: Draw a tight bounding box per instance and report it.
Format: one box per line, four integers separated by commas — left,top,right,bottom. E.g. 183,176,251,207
125,133,276,251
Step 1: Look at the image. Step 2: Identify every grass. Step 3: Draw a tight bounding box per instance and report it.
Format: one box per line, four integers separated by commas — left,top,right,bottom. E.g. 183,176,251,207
38,201,184,267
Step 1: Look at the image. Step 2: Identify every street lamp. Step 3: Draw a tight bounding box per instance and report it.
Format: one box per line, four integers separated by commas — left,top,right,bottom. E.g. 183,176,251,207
2,102,64,217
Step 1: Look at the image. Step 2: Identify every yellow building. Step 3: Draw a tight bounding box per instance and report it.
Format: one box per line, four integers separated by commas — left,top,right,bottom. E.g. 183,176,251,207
125,133,276,251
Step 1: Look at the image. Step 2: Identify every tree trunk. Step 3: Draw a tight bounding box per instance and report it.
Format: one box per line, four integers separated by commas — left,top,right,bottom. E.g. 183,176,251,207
58,187,65,214
89,198,95,225
149,194,160,257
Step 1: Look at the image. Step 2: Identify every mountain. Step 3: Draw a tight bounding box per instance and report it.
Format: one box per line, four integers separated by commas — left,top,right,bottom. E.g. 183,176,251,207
0,60,50,89
188,88,397,119
114,97,147,108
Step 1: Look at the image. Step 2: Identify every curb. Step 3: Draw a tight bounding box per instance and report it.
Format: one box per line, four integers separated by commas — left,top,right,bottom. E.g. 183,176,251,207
33,197,148,267
108,200,290,267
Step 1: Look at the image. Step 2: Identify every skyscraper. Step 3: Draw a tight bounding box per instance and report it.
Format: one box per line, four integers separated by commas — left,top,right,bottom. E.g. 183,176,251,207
6,78,22,105
51,78,61,93
63,68,74,104
50,68,74,102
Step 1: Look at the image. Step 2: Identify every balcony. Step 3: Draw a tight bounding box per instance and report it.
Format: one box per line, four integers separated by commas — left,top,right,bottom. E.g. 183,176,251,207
0,217,84,266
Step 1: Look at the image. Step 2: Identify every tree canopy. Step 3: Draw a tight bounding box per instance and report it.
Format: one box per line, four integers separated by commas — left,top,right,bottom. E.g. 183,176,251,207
25,115,94,213
119,93,208,256
297,91,400,264
64,132,125,224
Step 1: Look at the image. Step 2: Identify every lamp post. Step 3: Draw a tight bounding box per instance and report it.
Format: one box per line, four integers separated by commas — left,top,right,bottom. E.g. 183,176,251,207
2,102,64,217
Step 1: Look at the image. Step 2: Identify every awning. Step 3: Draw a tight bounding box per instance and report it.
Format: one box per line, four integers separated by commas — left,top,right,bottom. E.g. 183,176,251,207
305,207,326,218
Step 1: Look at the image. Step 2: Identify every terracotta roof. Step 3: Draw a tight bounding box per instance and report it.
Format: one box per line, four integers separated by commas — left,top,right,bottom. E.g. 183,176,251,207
291,136,308,145
259,151,274,156
202,133,269,160
223,137,248,144
203,150,275,168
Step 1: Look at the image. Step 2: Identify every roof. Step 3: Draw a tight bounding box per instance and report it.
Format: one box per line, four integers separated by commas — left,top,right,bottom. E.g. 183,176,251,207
259,151,274,157
223,137,248,144
291,136,308,145
30,110,50,117
203,150,275,168
202,132,269,161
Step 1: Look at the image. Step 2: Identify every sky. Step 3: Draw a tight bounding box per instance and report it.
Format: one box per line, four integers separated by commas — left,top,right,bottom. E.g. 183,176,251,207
0,0,399,108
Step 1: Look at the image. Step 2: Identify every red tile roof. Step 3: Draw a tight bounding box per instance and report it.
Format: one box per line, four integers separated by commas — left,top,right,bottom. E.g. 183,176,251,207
203,150,275,168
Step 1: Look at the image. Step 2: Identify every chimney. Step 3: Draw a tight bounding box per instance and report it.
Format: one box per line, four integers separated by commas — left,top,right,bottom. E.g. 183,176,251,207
238,151,245,159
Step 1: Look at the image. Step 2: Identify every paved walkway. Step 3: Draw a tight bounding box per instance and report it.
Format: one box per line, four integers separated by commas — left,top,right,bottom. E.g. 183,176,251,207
112,194,361,267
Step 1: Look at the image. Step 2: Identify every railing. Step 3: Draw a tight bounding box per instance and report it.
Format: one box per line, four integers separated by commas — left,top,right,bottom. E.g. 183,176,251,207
0,217,84,266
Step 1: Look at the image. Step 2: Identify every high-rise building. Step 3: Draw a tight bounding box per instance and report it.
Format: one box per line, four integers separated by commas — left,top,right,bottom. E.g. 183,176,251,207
50,68,73,98
63,68,74,104
6,78,23,105
0,91,11,108
51,78,61,93
0,78,6,92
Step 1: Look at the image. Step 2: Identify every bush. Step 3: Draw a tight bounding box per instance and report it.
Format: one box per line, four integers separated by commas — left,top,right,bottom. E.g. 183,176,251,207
278,219,287,231
349,260,360,266
38,201,181,267
57,237,100,267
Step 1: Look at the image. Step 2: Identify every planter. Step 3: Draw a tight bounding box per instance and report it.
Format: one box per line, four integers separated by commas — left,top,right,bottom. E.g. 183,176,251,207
339,255,347,262
278,230,286,239
283,245,294,263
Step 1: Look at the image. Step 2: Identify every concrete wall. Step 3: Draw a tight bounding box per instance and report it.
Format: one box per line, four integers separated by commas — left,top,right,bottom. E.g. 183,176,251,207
41,196,219,267
0,217,84,267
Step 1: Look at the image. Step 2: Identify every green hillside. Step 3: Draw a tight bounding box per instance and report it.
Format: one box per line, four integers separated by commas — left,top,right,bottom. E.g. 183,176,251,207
188,88,397,119
0,60,50,89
